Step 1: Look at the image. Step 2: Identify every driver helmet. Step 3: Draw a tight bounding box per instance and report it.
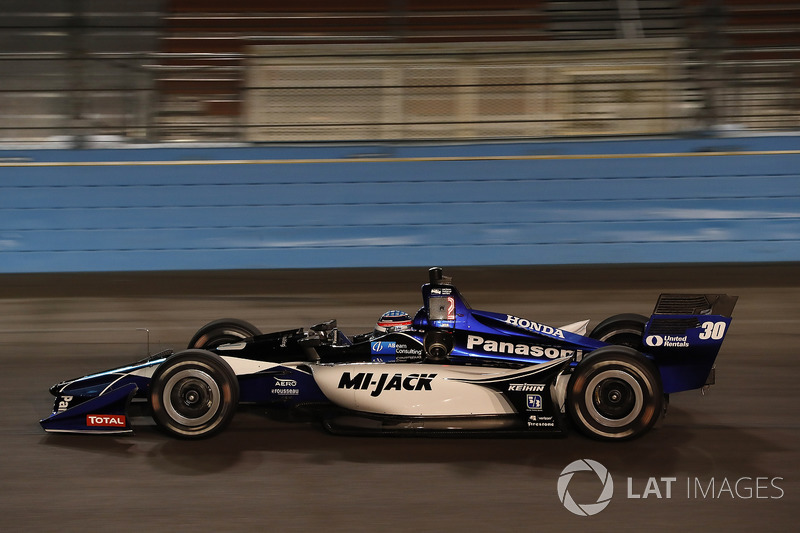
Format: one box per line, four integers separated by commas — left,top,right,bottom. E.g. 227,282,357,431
374,310,412,337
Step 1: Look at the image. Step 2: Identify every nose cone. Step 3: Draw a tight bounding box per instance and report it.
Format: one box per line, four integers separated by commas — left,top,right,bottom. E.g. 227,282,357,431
49,381,69,396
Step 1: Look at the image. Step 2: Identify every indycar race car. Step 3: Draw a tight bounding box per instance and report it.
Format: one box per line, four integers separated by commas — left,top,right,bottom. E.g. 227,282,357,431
40,268,737,441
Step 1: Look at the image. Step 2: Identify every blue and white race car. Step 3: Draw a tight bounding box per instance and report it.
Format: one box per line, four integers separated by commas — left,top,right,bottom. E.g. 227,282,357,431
41,267,737,440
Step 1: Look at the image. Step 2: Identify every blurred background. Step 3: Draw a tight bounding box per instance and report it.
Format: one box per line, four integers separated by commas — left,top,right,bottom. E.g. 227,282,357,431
0,0,798,273
2,0,799,143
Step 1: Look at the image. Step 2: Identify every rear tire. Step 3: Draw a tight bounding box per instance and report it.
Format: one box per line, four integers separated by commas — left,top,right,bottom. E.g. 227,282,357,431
567,346,663,440
187,318,261,350
589,313,648,349
150,350,239,439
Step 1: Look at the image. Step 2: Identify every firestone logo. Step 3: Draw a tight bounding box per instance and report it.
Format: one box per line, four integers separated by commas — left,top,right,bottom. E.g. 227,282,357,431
557,459,614,516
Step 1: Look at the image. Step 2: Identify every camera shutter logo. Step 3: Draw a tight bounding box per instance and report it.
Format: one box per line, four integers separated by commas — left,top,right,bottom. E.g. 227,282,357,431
557,459,614,516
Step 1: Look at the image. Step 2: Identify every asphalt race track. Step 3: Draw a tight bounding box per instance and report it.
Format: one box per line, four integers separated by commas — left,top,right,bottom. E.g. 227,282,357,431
1,264,798,532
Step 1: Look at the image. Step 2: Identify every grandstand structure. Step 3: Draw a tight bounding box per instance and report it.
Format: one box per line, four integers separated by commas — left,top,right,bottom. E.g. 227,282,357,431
1,0,799,143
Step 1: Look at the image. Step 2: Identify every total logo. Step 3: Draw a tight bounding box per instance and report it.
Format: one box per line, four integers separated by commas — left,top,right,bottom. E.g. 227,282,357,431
86,415,126,428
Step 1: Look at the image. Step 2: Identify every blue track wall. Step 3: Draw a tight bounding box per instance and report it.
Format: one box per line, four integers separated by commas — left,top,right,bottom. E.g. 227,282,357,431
0,136,798,273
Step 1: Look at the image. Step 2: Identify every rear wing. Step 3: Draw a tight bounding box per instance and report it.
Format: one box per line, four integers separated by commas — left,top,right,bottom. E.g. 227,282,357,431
652,294,738,318
644,294,738,394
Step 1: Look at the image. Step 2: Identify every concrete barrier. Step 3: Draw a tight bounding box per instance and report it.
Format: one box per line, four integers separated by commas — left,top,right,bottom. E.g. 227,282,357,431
1,135,798,273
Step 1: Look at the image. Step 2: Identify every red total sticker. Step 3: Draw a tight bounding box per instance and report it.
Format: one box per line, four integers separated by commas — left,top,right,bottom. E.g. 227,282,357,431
86,415,126,427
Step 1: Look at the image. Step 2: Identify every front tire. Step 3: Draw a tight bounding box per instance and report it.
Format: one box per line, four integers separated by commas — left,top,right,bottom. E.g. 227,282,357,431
567,346,663,440
187,318,261,350
150,350,239,439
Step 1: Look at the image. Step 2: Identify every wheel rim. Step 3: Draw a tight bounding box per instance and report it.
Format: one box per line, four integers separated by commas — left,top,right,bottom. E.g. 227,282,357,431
163,369,221,427
584,369,643,428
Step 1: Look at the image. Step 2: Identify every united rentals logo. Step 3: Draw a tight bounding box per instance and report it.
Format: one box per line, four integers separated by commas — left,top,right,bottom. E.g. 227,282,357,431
557,459,614,516
645,334,689,348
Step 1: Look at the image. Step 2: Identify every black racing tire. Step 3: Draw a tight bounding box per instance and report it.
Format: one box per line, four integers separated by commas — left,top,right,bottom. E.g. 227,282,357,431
149,350,239,439
187,318,261,350
589,313,648,349
567,346,663,441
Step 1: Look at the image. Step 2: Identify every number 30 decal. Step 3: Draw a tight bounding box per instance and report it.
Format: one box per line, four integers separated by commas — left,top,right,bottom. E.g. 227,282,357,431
699,321,726,340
